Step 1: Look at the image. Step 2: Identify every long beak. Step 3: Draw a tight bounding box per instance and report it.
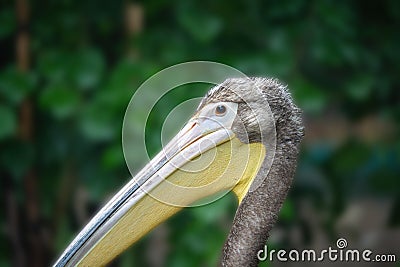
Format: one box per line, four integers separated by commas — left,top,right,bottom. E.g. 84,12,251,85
54,115,236,266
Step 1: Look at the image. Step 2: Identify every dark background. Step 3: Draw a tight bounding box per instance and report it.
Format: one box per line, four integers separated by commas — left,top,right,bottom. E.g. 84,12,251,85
0,0,399,266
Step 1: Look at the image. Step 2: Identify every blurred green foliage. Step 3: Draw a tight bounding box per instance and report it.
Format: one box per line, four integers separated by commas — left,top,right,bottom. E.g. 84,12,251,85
0,0,399,266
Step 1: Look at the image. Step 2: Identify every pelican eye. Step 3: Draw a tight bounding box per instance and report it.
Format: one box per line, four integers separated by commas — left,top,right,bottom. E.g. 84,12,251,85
215,105,227,116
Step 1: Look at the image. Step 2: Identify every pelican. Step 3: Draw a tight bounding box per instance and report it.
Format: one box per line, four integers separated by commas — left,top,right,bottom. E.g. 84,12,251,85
54,77,304,266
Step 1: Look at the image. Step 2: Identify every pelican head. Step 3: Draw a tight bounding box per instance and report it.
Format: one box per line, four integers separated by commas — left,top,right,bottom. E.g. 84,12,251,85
54,77,304,266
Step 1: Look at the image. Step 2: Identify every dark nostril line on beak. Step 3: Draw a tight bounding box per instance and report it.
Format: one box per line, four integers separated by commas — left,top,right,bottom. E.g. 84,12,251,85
189,121,198,130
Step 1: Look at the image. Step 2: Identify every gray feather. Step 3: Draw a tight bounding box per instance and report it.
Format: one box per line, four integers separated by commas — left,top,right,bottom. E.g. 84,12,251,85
200,77,304,266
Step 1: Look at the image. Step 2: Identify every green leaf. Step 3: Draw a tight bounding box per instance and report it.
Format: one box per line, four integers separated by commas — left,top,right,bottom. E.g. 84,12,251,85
79,102,117,141
0,8,16,39
191,196,232,224
178,9,222,43
39,83,80,119
346,75,374,101
37,50,69,82
101,144,124,170
0,67,36,105
0,105,16,140
279,199,294,221
292,79,327,114
69,49,105,90
0,140,33,179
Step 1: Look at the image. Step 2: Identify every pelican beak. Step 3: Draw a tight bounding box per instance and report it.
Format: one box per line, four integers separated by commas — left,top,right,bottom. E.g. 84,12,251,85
55,104,266,266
